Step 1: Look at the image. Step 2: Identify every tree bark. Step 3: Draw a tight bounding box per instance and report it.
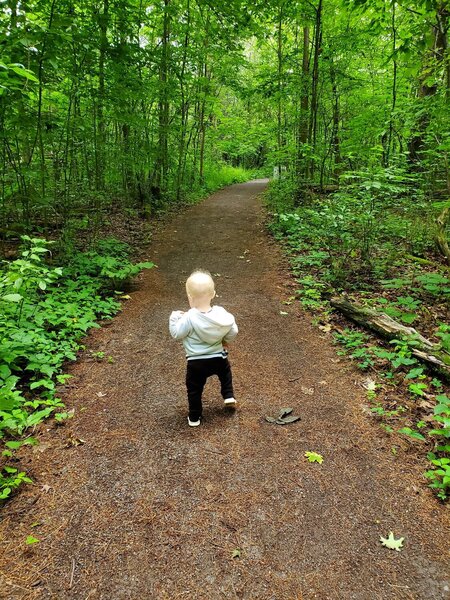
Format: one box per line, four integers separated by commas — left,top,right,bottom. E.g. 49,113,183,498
157,0,170,194
307,0,322,180
96,0,109,190
329,56,341,177
277,4,284,178
436,206,450,265
408,2,448,166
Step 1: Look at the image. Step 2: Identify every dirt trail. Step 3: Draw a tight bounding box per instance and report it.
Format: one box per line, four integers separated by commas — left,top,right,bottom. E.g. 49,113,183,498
1,180,449,600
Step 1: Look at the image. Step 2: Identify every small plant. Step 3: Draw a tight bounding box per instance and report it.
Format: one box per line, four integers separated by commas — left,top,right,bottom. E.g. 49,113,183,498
334,329,368,350
425,453,450,500
436,325,450,353
305,451,324,464
0,466,32,500
398,427,426,441
0,236,154,463
429,395,450,440
349,347,374,370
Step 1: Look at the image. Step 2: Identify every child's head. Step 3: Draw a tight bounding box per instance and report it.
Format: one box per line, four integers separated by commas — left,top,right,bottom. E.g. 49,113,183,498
186,269,215,310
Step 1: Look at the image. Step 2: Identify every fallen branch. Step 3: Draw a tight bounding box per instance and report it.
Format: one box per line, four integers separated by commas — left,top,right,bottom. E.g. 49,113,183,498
330,296,450,380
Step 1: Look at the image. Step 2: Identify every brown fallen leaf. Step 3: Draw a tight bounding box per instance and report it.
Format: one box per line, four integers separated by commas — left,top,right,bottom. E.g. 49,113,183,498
419,399,434,410
66,438,85,447
300,386,314,395
33,442,52,454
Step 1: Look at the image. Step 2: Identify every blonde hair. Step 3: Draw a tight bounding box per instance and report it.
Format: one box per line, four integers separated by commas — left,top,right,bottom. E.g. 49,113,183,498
186,269,215,299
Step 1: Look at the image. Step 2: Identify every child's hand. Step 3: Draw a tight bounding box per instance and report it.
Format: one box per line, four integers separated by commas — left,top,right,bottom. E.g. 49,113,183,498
223,341,229,349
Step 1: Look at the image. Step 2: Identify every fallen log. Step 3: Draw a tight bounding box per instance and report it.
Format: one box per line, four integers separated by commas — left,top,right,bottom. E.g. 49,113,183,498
330,296,450,380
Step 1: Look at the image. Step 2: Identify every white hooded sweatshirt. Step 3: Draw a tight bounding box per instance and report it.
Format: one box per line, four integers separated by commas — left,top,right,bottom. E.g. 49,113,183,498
169,306,238,360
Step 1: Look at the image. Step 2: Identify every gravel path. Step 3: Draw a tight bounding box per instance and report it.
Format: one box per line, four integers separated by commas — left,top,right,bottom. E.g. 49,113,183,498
0,180,449,600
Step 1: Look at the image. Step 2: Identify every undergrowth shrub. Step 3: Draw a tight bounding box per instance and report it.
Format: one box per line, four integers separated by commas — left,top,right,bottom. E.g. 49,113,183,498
267,164,441,291
194,164,251,199
266,168,450,501
0,236,153,500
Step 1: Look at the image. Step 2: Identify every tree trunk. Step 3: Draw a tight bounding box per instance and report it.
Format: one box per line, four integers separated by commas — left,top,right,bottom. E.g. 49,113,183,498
175,0,191,201
154,0,170,195
96,0,109,190
385,0,397,167
308,0,322,180
329,56,341,178
436,206,450,265
298,25,309,149
277,4,284,178
408,2,448,166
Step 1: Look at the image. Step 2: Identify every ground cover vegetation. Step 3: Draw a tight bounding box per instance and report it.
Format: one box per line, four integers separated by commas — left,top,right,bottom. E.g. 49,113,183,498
1,0,449,503
262,0,450,499
0,235,153,499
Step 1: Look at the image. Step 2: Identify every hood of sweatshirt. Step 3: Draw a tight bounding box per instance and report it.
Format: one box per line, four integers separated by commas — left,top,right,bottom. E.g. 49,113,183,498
188,306,235,344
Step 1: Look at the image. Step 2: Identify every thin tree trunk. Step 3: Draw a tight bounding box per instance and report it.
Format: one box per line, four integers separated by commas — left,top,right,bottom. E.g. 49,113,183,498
157,0,170,194
308,0,322,180
408,2,448,166
277,4,284,177
385,0,397,166
97,0,109,190
198,16,210,185
176,0,191,201
329,57,341,178
296,25,310,186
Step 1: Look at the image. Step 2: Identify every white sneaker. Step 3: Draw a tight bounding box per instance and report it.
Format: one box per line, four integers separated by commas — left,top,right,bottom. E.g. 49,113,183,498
224,398,237,407
188,417,201,427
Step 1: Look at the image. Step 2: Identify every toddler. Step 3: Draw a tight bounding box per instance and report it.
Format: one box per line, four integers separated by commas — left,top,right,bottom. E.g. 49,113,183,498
169,269,238,426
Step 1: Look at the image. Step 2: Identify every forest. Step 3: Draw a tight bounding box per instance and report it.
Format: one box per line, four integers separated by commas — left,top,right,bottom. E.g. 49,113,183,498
1,0,450,506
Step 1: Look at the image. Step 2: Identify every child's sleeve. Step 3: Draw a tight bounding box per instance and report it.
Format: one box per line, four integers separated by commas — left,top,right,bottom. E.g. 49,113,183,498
169,311,192,340
223,318,238,343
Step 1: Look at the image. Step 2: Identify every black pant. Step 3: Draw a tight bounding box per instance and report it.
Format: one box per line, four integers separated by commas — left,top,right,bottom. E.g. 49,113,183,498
186,356,234,421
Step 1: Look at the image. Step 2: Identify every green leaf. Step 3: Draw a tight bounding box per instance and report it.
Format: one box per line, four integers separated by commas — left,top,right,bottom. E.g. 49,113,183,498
0,365,11,380
405,368,424,380
30,379,55,390
25,536,40,545
3,466,17,474
398,427,426,441
2,293,23,303
9,65,39,82
231,548,241,558
0,487,12,499
400,313,417,324
380,532,404,551
5,441,22,450
305,451,323,464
